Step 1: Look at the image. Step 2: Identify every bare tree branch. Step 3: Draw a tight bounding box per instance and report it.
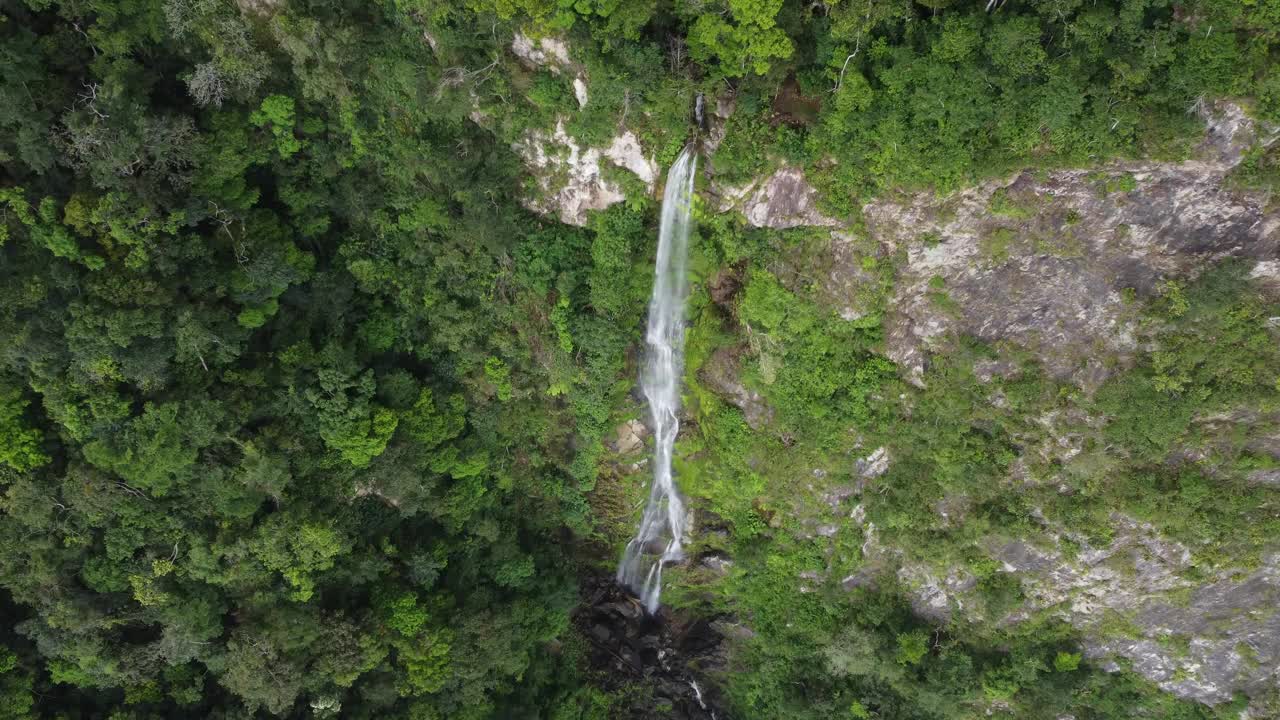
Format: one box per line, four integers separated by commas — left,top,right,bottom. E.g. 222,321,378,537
833,39,861,93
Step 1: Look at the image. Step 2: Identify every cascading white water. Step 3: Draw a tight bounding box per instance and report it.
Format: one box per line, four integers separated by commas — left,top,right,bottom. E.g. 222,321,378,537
617,145,698,614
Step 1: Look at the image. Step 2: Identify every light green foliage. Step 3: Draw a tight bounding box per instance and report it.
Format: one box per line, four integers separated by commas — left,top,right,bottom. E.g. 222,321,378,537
383,592,430,637
989,187,1035,219
252,519,349,601
304,353,399,467
551,297,574,353
494,555,536,587
1078,269,1280,569
321,405,398,467
1054,651,1082,673
401,389,467,449
0,188,102,267
687,0,794,77
1227,142,1280,202
986,15,1047,78
738,269,892,439
398,635,452,697
587,205,646,319
484,356,513,402
895,630,930,666
933,14,982,63
82,401,220,496
1098,266,1278,466
0,671,35,720
250,95,303,158
982,227,1017,264
668,214,1274,719
1092,172,1139,196
236,298,278,328
0,389,48,472
801,0,1280,204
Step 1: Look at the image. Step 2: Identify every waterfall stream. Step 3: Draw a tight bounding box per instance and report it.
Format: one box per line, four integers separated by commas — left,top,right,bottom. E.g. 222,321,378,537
617,145,698,614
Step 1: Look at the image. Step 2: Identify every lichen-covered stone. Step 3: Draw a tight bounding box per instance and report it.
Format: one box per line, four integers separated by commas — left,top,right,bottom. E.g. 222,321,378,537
511,118,657,224
604,132,657,187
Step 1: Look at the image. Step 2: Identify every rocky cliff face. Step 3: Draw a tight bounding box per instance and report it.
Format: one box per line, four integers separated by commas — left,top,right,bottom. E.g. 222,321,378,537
512,120,635,226
716,166,840,230
863,101,1277,390
507,33,658,226
705,101,1276,391
698,101,1280,710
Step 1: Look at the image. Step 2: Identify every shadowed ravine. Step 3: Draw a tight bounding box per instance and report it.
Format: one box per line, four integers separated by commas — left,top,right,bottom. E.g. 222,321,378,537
617,145,698,614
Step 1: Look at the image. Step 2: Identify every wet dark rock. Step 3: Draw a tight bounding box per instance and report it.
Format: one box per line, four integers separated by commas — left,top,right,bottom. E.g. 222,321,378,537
707,266,743,307
574,575,729,720
694,508,732,534
607,599,644,622
637,537,671,556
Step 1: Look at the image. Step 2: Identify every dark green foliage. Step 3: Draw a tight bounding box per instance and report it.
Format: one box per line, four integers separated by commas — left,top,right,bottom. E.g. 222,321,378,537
0,0,637,716
738,268,892,440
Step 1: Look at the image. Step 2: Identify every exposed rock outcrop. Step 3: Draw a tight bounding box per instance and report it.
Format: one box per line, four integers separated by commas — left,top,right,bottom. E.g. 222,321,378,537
873,512,1280,708
706,103,1274,387
511,32,574,72
507,33,663,224
997,521,1280,706
605,132,658,187
614,419,648,455
513,120,624,225
854,446,890,481
703,94,735,155
897,565,977,624
722,166,841,229
730,101,1280,710
853,100,1279,387
513,121,657,226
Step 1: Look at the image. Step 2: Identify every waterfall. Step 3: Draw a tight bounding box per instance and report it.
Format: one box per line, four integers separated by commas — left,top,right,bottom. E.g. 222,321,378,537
617,145,698,614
